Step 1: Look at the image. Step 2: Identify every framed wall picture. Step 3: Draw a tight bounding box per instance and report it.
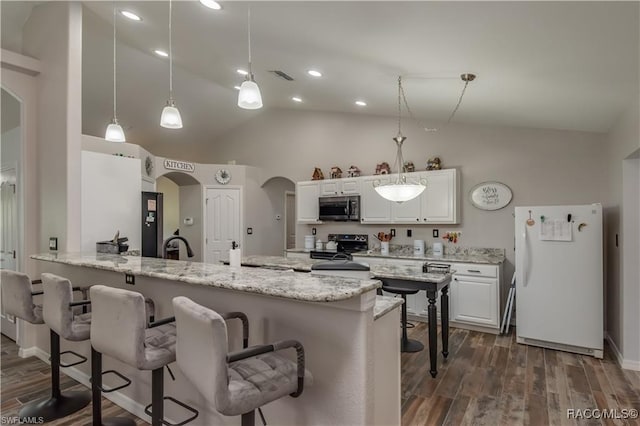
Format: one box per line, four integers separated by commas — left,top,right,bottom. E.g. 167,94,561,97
469,181,513,211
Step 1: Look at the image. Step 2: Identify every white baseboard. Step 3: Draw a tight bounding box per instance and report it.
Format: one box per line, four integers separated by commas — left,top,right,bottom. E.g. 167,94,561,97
605,333,640,371
21,346,157,424
18,346,40,359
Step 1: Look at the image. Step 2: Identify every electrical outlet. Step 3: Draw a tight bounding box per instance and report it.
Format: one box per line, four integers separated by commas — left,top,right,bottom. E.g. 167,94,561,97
390,229,396,237
312,228,317,235
125,274,135,285
407,229,412,237
247,228,253,235
49,237,58,251
432,229,439,238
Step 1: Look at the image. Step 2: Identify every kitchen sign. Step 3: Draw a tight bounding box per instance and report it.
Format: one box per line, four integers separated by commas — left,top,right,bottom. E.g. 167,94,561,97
469,181,513,211
164,159,195,173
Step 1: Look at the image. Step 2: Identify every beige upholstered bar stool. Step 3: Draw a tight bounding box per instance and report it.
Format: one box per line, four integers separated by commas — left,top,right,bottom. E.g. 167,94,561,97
89,285,198,426
17,272,93,422
172,296,312,426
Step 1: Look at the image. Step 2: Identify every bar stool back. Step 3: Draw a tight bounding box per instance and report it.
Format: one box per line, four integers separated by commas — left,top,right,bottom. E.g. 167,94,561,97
1,270,44,325
172,296,311,426
17,273,93,422
90,285,198,426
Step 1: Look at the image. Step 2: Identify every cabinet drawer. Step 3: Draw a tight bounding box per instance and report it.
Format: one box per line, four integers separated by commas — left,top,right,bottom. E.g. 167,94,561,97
452,263,497,278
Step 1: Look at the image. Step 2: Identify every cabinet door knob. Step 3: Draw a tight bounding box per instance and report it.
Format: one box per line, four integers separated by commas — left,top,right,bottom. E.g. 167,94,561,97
416,218,419,222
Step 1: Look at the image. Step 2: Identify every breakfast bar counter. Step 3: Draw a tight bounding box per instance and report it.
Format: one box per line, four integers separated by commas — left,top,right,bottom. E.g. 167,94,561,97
31,252,400,426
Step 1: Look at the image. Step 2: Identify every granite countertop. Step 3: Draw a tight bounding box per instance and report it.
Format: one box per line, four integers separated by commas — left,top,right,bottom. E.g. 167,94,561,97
288,245,505,264
241,255,452,284
31,253,381,303
374,296,403,320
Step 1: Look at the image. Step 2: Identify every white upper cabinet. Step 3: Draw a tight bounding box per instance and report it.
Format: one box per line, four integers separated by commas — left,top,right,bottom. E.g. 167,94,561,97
297,168,459,225
319,178,361,196
421,169,459,224
360,176,391,223
296,181,321,223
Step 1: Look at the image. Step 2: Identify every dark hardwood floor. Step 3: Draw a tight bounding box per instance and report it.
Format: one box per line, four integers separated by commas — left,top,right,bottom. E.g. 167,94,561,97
2,327,639,426
401,323,640,426
0,334,145,425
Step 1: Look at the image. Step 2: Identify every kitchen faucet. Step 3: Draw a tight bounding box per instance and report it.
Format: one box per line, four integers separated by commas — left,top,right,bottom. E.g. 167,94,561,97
163,236,194,259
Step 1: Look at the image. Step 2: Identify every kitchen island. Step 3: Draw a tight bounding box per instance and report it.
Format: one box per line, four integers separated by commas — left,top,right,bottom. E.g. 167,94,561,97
30,252,401,426
229,255,453,378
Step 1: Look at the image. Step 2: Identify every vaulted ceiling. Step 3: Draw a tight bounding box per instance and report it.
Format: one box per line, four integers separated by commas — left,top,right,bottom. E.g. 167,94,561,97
3,1,639,151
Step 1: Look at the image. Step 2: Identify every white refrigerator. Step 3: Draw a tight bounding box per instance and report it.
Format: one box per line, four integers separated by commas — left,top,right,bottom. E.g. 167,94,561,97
515,204,603,358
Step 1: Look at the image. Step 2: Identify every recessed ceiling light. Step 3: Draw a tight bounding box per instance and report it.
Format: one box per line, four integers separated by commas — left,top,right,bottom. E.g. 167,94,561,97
234,86,241,90
292,97,303,103
355,100,367,107
154,49,169,57
199,0,222,10
120,10,142,21
237,69,248,76
307,70,322,77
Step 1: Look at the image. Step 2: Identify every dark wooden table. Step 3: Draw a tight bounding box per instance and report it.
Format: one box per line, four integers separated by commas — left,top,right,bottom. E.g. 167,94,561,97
376,275,451,378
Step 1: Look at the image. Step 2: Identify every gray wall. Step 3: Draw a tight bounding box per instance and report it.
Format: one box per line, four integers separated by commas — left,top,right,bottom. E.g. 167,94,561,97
604,97,640,366
211,108,608,287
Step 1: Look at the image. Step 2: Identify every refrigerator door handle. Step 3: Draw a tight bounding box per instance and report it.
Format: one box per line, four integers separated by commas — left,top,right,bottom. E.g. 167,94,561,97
522,226,528,287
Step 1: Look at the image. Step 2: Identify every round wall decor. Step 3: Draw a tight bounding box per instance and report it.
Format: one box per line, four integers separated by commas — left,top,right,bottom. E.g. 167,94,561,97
215,169,231,185
469,181,513,211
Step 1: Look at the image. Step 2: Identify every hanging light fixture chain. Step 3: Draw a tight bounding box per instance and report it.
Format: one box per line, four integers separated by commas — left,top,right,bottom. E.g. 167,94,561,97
397,76,402,136
399,74,473,132
169,0,173,99
112,2,117,119
444,79,470,125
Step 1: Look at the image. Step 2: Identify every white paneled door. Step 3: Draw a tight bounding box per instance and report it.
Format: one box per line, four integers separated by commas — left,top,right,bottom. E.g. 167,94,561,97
204,187,241,264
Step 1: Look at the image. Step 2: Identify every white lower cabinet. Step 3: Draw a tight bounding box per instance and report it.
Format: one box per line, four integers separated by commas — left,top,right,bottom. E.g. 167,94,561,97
450,274,499,327
356,255,502,332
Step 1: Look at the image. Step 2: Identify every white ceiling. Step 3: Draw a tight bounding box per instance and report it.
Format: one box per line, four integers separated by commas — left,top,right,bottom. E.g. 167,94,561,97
4,1,640,149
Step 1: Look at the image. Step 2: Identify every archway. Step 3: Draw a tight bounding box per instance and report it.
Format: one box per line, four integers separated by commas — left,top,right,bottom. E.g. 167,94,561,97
155,171,203,261
261,176,296,254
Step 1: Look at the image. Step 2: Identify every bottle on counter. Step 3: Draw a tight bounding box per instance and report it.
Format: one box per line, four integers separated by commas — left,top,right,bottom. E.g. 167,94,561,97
230,241,241,268
315,239,323,250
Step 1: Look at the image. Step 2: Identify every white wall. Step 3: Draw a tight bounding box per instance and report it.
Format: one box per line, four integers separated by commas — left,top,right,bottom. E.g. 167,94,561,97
211,108,608,281
178,184,202,262
156,176,180,242
621,154,639,367
605,96,640,368
80,151,141,252
23,2,83,252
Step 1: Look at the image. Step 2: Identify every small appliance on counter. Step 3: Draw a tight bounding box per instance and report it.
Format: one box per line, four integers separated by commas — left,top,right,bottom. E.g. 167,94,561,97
432,242,444,257
413,240,425,255
304,235,316,252
310,234,368,260
97,231,129,254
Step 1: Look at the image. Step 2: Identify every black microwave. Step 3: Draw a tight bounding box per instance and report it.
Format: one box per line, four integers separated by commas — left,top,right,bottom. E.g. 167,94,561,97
318,196,360,221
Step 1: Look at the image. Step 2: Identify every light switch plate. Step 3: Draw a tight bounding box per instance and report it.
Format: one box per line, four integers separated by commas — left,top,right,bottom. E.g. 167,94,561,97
49,237,58,251
432,229,439,238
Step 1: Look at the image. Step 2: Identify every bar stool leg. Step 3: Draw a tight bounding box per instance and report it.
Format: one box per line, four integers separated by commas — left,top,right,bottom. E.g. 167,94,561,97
241,410,256,426
18,330,91,423
152,368,164,426
91,347,136,426
400,295,424,353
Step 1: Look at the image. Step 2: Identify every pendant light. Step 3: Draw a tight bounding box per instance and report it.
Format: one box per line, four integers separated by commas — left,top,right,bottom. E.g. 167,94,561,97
374,76,426,203
237,6,263,110
105,3,125,142
160,0,183,128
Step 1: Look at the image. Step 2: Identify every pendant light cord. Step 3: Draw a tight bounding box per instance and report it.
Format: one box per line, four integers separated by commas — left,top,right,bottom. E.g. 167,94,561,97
169,0,174,99
247,6,252,74
112,2,117,119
